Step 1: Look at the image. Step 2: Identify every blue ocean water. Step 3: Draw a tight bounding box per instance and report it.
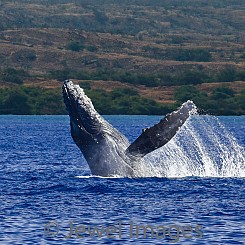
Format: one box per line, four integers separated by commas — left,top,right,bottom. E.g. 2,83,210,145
0,115,244,244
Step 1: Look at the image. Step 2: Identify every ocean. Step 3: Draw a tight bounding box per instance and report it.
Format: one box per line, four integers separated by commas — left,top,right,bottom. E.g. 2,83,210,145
0,115,244,244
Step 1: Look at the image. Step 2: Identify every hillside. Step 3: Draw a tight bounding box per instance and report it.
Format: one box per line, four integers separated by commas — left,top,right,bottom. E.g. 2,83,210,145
0,0,244,115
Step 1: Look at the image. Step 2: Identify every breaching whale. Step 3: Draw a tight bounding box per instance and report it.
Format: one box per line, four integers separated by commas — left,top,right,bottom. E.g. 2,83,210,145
62,80,197,177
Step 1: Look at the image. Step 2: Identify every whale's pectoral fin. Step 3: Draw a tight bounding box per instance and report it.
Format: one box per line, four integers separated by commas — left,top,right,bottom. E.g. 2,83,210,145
126,101,197,157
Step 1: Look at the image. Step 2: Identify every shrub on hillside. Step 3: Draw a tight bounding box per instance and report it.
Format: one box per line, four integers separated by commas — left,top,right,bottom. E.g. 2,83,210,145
174,49,212,62
79,82,91,90
211,87,235,100
86,46,98,52
174,85,200,102
0,68,30,85
66,41,84,52
0,89,31,114
216,68,236,82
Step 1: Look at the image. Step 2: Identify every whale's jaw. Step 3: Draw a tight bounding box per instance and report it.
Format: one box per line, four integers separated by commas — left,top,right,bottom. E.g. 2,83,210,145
62,80,103,136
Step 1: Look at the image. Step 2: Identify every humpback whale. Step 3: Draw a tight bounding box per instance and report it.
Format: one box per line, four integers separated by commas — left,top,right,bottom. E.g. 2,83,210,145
62,80,197,177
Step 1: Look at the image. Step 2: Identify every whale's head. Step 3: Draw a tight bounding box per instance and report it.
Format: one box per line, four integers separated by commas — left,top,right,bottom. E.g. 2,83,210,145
62,80,103,137
62,80,132,176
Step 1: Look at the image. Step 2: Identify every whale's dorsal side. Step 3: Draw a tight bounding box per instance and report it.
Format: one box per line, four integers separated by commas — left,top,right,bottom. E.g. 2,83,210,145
126,101,197,157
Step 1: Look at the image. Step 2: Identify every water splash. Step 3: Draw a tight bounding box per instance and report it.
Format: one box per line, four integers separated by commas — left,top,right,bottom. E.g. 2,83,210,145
143,116,245,178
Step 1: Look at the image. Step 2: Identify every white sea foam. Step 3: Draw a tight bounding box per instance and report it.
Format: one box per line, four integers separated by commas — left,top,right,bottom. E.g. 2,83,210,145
144,115,245,178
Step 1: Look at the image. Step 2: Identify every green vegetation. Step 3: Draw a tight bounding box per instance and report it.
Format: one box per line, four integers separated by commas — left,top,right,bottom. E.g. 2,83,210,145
48,69,159,87
0,87,66,115
173,49,212,62
174,85,245,115
141,47,212,62
1,77,244,115
0,68,30,85
65,42,98,53
0,86,173,115
86,88,173,115
1,82,243,115
48,68,245,87
1,66,244,115
86,46,98,52
0,0,244,36
66,41,85,52
0,1,244,115
216,68,238,83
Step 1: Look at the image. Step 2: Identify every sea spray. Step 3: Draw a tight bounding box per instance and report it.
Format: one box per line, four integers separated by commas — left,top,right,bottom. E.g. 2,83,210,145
144,115,245,178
